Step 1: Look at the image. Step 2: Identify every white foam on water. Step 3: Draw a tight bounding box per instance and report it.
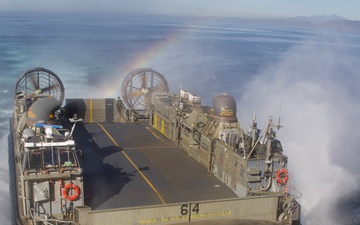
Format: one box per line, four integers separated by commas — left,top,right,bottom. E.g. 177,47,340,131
238,33,360,224
0,134,11,223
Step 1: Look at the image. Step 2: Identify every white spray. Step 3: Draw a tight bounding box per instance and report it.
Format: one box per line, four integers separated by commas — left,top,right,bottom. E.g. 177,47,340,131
238,33,360,224
0,134,11,222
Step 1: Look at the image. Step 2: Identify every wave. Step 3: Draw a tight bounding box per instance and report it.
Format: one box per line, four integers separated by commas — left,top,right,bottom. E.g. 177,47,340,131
238,32,360,224
0,135,11,223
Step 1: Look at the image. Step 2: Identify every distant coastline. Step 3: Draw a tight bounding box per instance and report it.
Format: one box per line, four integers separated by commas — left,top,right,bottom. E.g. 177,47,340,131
1,12,359,33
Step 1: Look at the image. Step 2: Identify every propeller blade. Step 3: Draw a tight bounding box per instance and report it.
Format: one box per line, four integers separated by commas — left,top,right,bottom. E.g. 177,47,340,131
128,90,143,98
41,84,58,93
29,75,39,90
148,84,167,93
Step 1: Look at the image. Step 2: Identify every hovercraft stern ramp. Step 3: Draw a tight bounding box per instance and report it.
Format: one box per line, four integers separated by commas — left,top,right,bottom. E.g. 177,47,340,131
74,196,280,225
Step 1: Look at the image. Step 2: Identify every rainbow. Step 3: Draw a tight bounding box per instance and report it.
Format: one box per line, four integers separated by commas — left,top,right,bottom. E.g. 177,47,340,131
101,18,217,98
105,34,183,97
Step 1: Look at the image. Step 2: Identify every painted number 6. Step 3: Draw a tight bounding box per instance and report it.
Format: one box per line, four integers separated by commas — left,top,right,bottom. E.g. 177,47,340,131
180,203,200,216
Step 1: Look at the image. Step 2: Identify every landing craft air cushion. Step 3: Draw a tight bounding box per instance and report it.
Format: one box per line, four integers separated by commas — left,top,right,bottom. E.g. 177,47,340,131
9,67,301,225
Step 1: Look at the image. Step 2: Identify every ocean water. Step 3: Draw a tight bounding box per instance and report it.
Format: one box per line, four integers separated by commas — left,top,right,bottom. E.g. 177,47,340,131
1,13,360,225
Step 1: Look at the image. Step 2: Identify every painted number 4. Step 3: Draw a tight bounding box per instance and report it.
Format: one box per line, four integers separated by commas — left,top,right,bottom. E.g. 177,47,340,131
181,203,200,215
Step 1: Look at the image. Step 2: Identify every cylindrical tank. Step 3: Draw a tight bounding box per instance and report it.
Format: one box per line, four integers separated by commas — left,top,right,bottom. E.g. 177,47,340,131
26,97,61,125
211,94,237,122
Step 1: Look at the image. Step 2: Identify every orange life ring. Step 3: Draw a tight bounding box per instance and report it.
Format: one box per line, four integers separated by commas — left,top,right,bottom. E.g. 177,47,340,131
62,183,80,201
276,169,289,185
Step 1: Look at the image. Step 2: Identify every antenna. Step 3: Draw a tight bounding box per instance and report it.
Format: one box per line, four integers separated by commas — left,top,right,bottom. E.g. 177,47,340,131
277,99,283,131
251,113,257,147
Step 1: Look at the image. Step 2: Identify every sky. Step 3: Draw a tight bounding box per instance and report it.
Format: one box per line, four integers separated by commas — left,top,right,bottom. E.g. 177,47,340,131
1,0,360,21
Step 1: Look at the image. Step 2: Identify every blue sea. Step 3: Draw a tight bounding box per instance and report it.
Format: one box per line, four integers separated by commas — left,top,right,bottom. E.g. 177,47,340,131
1,12,360,225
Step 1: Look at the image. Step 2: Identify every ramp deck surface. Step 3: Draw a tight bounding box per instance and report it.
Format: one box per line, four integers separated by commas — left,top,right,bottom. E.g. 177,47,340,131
72,121,237,210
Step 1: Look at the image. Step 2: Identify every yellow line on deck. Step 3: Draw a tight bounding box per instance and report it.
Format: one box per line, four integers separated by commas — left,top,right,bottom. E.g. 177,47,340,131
145,127,168,145
97,123,166,205
124,145,176,150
